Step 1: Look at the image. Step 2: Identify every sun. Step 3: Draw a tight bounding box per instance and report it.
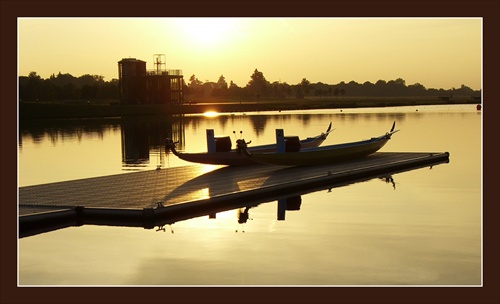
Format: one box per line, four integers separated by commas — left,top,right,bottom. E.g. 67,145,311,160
175,18,240,47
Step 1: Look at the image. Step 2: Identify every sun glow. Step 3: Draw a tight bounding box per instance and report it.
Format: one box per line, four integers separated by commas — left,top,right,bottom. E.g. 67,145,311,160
175,18,241,47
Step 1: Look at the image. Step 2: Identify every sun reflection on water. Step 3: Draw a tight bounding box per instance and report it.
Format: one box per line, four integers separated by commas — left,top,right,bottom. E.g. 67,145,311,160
203,111,219,118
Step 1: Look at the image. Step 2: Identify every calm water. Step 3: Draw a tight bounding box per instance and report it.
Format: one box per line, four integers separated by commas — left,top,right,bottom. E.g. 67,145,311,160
18,104,482,286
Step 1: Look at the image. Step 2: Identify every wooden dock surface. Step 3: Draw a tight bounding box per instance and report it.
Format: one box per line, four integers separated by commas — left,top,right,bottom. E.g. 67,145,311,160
19,152,449,215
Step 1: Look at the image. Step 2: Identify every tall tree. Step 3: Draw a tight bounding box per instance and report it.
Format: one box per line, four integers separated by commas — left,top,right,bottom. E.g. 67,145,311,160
247,69,270,98
300,78,311,96
188,74,203,96
216,75,228,90
189,74,202,87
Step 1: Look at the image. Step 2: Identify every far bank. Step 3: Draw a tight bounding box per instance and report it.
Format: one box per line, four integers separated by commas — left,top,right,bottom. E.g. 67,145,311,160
19,96,480,119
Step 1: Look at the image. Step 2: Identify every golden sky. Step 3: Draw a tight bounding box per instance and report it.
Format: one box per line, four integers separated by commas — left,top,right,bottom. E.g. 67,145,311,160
18,18,481,90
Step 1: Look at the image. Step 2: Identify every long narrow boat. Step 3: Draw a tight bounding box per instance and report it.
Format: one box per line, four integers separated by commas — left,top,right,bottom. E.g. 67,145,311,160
164,123,333,166
236,122,399,166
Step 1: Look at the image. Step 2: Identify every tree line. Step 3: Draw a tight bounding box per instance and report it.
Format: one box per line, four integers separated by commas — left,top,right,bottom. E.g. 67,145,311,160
188,69,480,100
19,69,480,103
19,72,119,102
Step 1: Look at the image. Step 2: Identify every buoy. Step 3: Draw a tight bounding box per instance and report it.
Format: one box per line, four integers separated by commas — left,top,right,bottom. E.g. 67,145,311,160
476,104,482,111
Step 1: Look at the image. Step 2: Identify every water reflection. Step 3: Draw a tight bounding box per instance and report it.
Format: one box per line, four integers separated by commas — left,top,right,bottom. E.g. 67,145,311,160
150,146,453,232
158,175,400,235
277,195,302,221
19,110,409,172
235,206,252,233
380,176,396,189
121,119,150,167
20,108,455,149
18,105,481,286
19,117,120,147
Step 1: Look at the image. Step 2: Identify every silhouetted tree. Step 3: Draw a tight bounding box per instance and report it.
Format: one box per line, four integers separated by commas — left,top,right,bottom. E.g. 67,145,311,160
271,81,288,99
407,83,426,95
189,74,202,86
19,70,480,104
295,88,304,99
216,75,228,90
454,84,476,96
247,69,270,98
20,71,118,102
22,72,43,101
212,75,228,97
202,82,215,97
188,74,203,96
228,80,245,97
374,80,387,96
361,81,375,95
300,78,311,96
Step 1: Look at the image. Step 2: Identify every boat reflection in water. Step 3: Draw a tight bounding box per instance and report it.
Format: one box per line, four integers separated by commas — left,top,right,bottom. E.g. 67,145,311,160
235,206,252,233
380,176,396,189
277,195,302,221
155,174,401,234
232,192,304,232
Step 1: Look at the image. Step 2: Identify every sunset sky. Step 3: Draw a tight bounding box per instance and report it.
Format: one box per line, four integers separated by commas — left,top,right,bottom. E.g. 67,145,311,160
18,18,482,90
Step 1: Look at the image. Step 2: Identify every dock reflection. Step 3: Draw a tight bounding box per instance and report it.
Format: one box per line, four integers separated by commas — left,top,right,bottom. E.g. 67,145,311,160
19,153,448,238
153,173,402,232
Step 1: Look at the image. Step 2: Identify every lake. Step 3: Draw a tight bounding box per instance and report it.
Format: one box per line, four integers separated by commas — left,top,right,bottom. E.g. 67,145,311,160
18,104,482,286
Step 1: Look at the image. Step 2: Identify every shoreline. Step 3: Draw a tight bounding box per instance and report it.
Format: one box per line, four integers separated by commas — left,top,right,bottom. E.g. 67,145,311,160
19,97,480,119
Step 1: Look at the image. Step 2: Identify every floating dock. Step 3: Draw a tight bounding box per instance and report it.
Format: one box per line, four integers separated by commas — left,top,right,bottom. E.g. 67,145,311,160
19,152,449,238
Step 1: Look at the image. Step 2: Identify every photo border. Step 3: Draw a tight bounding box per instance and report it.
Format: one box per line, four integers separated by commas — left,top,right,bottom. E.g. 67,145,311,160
2,1,498,303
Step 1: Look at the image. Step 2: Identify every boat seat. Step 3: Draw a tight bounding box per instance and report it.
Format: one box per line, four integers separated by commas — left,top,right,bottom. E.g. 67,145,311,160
214,136,232,152
284,136,301,152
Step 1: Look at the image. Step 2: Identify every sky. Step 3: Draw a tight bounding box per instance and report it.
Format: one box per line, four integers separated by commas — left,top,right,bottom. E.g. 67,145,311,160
18,18,482,90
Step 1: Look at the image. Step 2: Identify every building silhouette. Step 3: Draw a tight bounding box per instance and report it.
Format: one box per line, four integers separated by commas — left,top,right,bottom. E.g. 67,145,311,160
118,54,183,104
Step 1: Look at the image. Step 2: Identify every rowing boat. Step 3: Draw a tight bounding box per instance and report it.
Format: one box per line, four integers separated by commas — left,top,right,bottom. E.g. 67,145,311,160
236,122,399,166
164,123,333,166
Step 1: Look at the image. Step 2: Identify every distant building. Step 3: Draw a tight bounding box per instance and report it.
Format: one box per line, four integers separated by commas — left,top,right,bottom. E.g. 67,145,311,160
118,54,183,104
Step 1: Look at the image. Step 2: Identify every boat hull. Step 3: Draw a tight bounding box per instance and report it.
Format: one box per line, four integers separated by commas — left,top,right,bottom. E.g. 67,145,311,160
168,150,256,166
166,133,329,166
245,136,391,166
